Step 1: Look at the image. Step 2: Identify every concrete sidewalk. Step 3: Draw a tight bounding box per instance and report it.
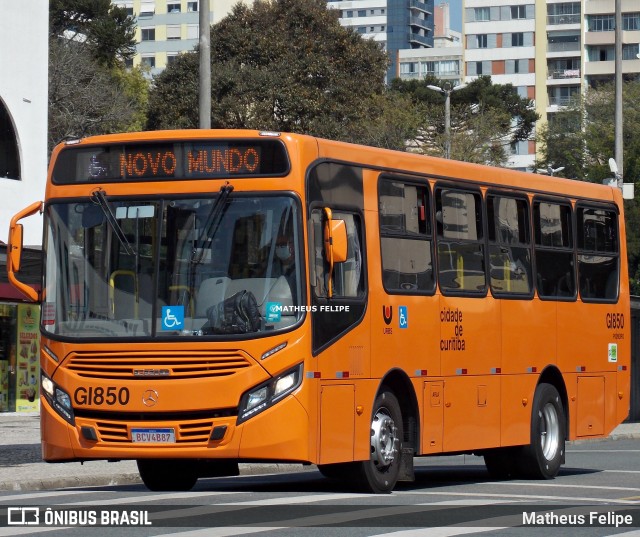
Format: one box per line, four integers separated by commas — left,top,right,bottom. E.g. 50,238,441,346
1,412,639,492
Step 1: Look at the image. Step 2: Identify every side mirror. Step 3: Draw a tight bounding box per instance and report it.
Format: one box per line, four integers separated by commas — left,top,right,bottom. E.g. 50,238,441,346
7,201,42,302
323,208,348,299
324,219,348,264
9,223,24,272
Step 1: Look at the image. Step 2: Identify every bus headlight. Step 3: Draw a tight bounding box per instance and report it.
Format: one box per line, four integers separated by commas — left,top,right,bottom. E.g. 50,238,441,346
41,371,75,426
237,363,303,424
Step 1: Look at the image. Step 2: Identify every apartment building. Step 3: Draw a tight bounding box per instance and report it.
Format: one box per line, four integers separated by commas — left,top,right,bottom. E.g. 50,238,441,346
327,0,436,80
464,0,640,171
113,0,252,75
397,2,463,85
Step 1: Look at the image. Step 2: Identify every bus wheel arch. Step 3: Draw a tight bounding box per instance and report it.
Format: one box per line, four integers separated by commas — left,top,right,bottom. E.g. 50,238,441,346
518,368,568,479
377,369,420,455
537,365,569,444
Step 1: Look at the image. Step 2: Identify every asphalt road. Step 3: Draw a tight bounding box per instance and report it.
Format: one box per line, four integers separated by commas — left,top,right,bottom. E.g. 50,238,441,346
1,437,640,536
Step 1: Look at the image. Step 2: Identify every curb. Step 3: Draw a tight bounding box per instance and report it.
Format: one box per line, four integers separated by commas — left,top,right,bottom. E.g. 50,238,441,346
0,464,312,492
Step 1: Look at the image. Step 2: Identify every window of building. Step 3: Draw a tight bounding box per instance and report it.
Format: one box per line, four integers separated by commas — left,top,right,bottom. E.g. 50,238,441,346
477,34,488,48
187,1,198,12
534,200,575,299
487,194,532,296
167,25,181,40
577,206,618,302
511,5,526,19
358,10,366,17
167,1,181,13
186,24,199,39
436,188,486,294
167,54,178,65
547,2,580,25
379,179,434,294
141,55,156,68
141,28,155,41
623,13,640,30
0,100,20,180
588,15,615,32
475,7,490,21
623,43,640,60
140,0,155,16
512,32,524,46
345,10,353,17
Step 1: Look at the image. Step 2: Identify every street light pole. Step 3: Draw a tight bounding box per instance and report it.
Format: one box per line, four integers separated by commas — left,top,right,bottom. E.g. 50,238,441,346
614,0,623,186
426,83,466,159
199,0,211,130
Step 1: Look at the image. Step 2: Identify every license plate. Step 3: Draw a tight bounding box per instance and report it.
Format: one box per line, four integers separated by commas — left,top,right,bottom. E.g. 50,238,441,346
131,428,175,443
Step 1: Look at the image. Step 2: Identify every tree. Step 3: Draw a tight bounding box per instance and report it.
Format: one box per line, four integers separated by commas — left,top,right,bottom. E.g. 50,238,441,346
50,0,136,67
48,39,148,152
390,75,539,165
147,0,391,142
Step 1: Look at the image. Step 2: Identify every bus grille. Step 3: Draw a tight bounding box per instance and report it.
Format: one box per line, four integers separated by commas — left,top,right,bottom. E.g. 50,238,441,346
66,350,252,380
94,417,216,444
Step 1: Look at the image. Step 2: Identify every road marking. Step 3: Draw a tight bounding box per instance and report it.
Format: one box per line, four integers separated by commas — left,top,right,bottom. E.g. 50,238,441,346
396,490,640,504
490,481,640,493
0,490,99,503
74,490,243,506
375,528,505,537
569,450,640,453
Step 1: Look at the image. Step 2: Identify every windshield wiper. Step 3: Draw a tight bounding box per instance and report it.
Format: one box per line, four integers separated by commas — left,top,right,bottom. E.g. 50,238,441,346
91,190,136,256
191,184,234,264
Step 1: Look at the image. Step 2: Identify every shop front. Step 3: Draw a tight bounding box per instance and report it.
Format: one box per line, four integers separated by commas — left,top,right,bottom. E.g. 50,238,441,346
0,243,41,412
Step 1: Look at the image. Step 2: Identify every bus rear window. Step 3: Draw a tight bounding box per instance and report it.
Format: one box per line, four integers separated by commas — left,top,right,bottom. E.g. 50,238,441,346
52,139,290,183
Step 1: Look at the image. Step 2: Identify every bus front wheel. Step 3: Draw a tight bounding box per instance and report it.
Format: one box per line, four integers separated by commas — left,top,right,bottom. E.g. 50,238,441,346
518,383,565,479
137,459,198,491
352,389,403,493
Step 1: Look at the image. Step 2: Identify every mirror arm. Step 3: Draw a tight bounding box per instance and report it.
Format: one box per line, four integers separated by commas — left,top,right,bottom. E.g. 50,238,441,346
7,201,43,302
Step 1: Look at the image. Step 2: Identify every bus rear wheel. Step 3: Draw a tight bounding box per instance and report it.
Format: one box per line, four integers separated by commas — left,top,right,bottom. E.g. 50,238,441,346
517,383,565,479
351,389,403,493
137,459,198,491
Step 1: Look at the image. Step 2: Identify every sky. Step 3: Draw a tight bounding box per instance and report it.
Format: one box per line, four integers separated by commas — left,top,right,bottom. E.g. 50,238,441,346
439,0,462,32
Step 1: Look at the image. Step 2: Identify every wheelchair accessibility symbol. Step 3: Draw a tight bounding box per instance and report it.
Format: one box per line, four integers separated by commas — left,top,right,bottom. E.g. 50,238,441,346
398,306,408,329
162,306,184,331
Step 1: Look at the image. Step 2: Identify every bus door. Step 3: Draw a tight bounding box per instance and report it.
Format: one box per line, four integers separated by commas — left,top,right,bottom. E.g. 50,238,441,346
374,175,442,453
435,186,501,452
307,163,370,465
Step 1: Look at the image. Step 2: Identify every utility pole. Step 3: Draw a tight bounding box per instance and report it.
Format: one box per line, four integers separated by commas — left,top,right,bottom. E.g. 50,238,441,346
199,0,211,129
614,0,623,186
426,83,466,159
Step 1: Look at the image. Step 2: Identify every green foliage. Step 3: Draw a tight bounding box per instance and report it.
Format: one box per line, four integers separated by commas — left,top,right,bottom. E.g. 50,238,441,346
49,0,136,67
147,0,396,143
48,39,148,152
390,75,538,164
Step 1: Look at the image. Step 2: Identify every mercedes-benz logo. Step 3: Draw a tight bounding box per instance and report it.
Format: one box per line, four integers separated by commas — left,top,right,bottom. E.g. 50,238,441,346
142,389,159,407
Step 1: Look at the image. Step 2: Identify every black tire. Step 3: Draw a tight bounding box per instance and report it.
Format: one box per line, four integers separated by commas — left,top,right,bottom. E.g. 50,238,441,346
317,462,353,480
137,459,198,491
517,383,565,479
350,389,403,493
483,448,518,479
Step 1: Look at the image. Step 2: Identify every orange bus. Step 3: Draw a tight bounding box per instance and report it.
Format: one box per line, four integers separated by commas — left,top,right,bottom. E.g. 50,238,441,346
7,130,630,493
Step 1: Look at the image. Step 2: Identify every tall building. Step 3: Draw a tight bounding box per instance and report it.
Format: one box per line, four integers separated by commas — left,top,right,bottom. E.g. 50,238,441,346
397,1,463,85
464,0,640,172
113,0,253,75
0,0,48,246
328,0,436,80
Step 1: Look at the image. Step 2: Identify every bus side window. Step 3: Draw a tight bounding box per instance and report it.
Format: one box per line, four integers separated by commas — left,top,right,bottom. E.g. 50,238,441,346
487,194,533,296
379,179,434,294
533,200,575,299
436,187,486,294
577,206,619,302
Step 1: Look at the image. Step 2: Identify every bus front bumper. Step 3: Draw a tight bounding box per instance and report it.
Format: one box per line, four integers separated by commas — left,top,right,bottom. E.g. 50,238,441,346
41,392,312,464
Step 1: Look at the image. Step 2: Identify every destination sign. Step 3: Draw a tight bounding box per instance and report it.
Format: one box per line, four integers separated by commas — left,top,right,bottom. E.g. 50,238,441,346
52,139,290,183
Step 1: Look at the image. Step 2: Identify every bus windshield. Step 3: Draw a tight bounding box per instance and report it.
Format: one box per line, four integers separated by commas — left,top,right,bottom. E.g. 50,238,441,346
42,193,302,339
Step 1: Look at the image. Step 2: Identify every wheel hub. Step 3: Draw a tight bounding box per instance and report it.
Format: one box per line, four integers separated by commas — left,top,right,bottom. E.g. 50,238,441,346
370,409,399,468
539,402,559,461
